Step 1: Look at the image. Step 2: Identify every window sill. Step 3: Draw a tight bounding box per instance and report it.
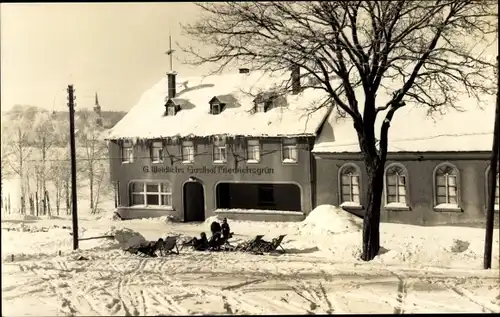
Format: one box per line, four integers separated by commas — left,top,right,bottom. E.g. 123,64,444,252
385,203,411,211
213,160,227,165
182,161,194,165
340,202,364,210
433,204,462,212
122,161,133,164
282,159,298,164
151,160,164,164
124,205,174,210
215,208,303,216
247,159,260,164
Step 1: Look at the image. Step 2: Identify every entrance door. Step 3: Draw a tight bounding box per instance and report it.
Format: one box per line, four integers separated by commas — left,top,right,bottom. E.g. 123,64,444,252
183,181,205,222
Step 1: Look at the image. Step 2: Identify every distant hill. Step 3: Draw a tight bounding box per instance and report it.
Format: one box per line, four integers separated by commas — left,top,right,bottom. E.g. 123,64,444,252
50,110,127,129
2,106,127,130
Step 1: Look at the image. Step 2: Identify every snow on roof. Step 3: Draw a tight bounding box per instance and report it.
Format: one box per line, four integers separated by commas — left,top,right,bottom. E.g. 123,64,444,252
313,90,496,153
106,71,331,140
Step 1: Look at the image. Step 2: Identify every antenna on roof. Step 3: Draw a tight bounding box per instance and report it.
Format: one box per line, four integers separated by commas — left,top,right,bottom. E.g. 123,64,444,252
165,31,175,72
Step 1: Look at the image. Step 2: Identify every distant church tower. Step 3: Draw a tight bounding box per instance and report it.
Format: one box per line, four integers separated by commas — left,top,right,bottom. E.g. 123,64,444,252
93,92,103,127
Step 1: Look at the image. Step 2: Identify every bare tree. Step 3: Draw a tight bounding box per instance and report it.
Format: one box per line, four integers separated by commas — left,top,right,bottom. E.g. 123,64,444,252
2,105,40,214
182,1,497,260
31,110,58,216
76,109,109,214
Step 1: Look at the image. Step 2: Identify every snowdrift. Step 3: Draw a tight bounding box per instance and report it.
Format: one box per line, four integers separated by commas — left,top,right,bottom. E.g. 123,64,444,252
103,226,147,249
301,205,362,234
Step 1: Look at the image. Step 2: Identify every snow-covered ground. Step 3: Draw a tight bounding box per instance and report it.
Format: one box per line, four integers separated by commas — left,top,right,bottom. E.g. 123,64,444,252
2,205,499,315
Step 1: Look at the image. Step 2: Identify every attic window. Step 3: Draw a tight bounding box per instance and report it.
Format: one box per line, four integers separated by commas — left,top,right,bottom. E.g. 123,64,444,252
167,106,175,116
212,103,221,115
254,93,276,113
164,99,179,116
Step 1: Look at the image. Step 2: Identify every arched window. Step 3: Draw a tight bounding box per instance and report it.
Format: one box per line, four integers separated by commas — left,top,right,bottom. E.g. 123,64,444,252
130,181,172,207
385,164,408,206
485,165,499,210
434,163,459,206
339,164,361,205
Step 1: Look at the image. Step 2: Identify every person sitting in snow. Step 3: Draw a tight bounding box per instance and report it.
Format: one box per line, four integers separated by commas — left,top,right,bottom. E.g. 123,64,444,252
183,232,209,251
193,232,209,251
221,218,232,240
210,220,222,236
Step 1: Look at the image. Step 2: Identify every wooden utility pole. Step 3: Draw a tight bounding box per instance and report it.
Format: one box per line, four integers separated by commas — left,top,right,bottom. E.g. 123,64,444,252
484,56,499,269
67,85,79,250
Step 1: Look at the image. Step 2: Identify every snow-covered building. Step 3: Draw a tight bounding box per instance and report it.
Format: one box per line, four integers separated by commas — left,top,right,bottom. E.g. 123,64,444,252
106,64,498,225
313,93,499,226
105,68,332,221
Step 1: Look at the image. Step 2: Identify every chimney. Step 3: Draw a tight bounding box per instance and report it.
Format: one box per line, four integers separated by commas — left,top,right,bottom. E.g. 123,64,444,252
239,68,250,74
167,71,177,99
291,65,301,95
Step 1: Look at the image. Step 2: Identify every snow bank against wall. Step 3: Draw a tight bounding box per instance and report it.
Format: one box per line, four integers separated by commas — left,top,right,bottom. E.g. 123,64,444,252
301,205,362,234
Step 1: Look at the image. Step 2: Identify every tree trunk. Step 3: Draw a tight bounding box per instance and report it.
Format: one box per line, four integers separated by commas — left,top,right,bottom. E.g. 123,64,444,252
45,190,51,216
89,166,94,211
42,137,48,216
65,178,70,215
30,193,35,216
35,191,39,216
55,179,61,216
361,161,385,261
18,129,25,215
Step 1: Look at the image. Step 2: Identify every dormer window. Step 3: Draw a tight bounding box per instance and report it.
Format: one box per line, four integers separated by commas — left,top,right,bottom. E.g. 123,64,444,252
253,92,276,113
209,97,226,115
164,98,180,116
211,103,222,115
167,106,175,116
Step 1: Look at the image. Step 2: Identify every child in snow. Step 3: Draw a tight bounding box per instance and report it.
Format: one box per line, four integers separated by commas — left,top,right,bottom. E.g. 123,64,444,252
221,218,232,239
183,232,209,251
210,220,222,236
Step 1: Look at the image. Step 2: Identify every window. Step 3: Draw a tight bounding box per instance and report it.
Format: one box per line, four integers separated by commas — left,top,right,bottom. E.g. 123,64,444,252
213,139,227,163
247,140,260,162
264,99,273,110
256,103,265,113
385,164,408,207
282,138,298,163
340,164,361,206
130,181,172,207
121,140,134,163
211,103,221,115
258,184,275,206
150,141,163,163
167,106,175,116
486,166,499,211
182,141,194,163
434,163,459,209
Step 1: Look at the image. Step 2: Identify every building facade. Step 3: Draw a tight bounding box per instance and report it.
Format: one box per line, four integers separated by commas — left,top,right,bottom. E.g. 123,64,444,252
312,96,499,226
108,136,318,221
106,68,330,221
314,152,499,226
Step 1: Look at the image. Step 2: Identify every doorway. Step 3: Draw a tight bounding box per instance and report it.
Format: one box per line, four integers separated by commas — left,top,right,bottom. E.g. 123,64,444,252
183,180,205,222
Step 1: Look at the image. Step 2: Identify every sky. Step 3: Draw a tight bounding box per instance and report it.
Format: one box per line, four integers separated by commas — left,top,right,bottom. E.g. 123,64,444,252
1,3,497,113
1,2,217,112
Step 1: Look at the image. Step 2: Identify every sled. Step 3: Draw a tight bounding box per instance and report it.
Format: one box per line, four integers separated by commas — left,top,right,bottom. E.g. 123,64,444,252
255,234,287,253
161,236,180,255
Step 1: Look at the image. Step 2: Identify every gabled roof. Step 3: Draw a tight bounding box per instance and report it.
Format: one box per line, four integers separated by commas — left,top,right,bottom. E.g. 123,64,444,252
313,89,496,153
106,71,331,140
